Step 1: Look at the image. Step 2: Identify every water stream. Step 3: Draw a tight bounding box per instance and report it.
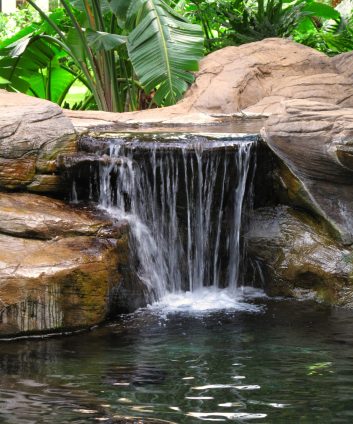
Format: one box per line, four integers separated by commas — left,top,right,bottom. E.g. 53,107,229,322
76,134,256,304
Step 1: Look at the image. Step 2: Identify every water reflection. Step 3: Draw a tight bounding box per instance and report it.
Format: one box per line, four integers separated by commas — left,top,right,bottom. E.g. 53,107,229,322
0,299,353,423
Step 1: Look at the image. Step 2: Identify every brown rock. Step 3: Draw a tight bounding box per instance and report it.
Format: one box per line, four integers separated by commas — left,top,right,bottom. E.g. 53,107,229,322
0,192,111,239
0,156,36,188
0,234,122,334
246,206,353,305
0,193,142,336
0,90,77,192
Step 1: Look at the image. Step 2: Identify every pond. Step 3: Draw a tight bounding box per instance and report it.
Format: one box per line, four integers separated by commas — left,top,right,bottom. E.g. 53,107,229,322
1,292,353,423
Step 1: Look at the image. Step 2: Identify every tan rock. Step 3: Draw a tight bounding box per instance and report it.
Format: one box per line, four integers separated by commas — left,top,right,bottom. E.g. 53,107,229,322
64,38,353,129
332,50,353,81
262,99,353,244
183,39,353,115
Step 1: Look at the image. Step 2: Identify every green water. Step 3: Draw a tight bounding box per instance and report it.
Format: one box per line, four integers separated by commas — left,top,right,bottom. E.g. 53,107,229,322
1,298,353,423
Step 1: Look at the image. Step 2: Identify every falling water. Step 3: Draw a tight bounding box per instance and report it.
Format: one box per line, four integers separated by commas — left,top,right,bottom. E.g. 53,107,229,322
75,134,256,302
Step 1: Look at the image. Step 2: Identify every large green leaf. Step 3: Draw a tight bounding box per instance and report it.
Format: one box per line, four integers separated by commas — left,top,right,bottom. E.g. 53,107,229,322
108,0,133,21
0,76,10,85
86,29,126,51
0,24,39,49
303,2,341,20
69,0,112,15
126,0,203,106
0,34,73,102
26,66,76,104
66,27,86,61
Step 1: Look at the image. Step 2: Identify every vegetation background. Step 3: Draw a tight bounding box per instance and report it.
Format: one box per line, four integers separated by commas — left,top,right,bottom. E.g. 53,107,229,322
0,0,352,112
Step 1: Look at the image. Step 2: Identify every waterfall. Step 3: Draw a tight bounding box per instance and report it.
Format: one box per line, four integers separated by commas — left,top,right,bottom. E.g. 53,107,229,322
73,134,256,303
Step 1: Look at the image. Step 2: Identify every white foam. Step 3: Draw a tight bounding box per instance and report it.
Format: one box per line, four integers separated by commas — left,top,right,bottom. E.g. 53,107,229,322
187,412,267,420
148,286,265,314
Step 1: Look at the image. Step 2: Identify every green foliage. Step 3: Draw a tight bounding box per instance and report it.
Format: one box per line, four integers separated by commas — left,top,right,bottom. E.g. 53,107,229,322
0,5,40,39
224,0,311,45
0,0,204,111
173,0,353,55
126,0,204,106
1,0,352,112
292,4,353,54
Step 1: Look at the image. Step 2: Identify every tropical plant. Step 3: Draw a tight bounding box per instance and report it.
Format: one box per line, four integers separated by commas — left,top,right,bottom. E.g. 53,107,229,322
0,5,40,39
292,3,353,54
0,0,204,111
172,0,353,55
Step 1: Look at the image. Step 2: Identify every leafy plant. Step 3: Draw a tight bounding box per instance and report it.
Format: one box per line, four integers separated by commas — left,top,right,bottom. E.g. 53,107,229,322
173,0,353,55
0,5,40,39
293,3,353,54
0,0,204,111
223,0,310,45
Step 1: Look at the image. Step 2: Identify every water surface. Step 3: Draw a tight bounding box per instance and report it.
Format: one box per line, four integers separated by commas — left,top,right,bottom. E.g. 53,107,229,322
1,295,353,423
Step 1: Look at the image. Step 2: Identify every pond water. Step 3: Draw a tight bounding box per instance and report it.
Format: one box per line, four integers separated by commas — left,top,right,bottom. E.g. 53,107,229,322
1,291,353,423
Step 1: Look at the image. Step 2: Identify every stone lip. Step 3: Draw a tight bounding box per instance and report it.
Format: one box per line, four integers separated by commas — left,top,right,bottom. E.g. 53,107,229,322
0,192,120,240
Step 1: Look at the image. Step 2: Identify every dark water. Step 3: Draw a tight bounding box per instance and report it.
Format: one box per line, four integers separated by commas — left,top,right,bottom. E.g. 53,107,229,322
1,298,353,423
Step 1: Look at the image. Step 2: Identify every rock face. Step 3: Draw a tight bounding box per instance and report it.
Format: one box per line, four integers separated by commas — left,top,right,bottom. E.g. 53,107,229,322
246,206,353,306
181,38,353,115
0,90,76,192
262,99,353,244
0,193,141,336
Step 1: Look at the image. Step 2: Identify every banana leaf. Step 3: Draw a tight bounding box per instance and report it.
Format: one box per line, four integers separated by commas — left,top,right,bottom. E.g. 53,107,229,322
126,0,203,106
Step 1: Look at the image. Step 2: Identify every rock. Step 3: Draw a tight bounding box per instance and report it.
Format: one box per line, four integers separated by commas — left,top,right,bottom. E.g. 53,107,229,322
64,38,353,129
0,234,119,335
0,193,142,336
262,99,353,244
246,206,353,305
0,90,77,192
0,192,112,239
332,51,353,81
182,38,353,115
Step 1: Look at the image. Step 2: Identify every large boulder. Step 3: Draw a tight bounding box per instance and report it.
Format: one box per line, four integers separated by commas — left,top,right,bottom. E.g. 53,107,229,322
0,193,142,337
0,90,77,192
262,99,353,244
64,38,353,129
246,206,353,306
181,38,353,115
